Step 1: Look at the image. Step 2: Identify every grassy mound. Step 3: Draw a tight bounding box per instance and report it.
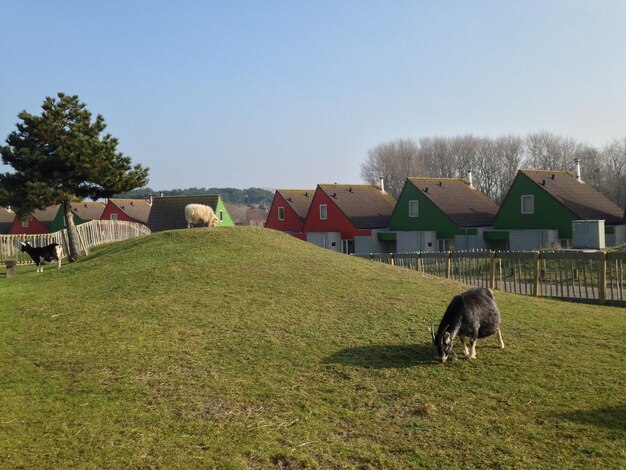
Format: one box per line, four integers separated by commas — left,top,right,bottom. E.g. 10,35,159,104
1,227,624,468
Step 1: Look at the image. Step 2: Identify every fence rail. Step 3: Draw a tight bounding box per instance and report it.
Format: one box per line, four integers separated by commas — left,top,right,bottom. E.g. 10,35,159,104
357,251,626,306
1,220,151,265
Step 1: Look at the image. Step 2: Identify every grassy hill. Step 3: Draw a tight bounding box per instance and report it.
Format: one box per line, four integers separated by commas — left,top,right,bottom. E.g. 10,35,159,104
0,227,624,468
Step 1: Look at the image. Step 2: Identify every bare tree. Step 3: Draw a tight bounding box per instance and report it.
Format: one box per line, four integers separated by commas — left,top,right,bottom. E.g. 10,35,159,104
360,138,422,198
361,132,625,207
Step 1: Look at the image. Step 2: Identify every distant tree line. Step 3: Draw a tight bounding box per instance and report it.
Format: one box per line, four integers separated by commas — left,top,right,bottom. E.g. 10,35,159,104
361,132,626,208
115,187,274,208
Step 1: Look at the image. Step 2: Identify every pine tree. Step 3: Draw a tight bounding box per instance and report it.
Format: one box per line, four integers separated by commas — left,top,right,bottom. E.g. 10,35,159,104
0,93,149,260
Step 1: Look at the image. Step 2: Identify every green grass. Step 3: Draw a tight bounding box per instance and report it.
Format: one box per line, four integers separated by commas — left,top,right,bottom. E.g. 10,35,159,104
1,227,624,468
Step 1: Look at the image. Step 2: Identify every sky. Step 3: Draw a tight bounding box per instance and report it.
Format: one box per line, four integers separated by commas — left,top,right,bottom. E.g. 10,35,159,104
1,1,626,191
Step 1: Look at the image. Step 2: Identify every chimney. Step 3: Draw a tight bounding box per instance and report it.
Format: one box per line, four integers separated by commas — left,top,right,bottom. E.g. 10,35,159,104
159,192,164,197
379,176,385,193
467,170,474,189
574,158,582,181
148,195,153,205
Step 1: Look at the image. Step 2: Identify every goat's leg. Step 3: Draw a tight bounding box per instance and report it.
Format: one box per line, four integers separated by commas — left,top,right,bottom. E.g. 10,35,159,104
469,337,477,359
460,335,470,357
496,328,505,349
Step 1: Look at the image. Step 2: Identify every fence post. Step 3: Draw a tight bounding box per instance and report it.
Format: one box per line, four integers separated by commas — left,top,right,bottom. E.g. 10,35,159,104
598,251,607,305
446,252,452,279
390,253,395,266
490,251,497,290
533,251,541,297
415,253,421,272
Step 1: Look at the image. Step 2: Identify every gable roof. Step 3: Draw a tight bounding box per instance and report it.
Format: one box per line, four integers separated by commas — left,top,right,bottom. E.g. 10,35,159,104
520,170,623,224
318,184,396,229
70,201,106,221
0,207,15,234
109,198,152,223
276,189,314,221
406,178,498,227
147,195,220,232
33,205,61,231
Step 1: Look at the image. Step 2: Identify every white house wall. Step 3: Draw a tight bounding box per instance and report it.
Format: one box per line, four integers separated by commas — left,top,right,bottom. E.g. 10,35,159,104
396,231,437,253
509,229,559,251
455,228,491,251
306,232,342,252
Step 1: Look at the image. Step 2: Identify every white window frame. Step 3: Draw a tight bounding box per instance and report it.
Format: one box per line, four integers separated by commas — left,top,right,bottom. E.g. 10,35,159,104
21,219,29,228
408,200,419,218
277,207,285,221
110,213,118,221
438,239,449,252
320,204,328,220
219,210,224,222
521,195,534,214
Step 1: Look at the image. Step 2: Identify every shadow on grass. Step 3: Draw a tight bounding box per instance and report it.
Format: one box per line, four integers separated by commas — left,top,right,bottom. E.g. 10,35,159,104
325,343,436,369
557,405,626,432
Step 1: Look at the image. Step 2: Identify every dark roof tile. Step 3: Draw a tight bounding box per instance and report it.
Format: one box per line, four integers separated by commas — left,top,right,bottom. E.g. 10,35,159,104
318,184,396,229
407,178,498,227
521,170,623,224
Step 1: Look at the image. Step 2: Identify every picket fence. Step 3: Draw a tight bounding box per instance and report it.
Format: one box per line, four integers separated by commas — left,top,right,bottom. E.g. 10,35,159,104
357,250,626,306
0,220,151,265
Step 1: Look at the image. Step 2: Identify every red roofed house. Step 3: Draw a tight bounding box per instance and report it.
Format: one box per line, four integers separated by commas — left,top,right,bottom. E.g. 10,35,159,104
102,198,152,224
265,189,314,240
10,205,59,235
302,184,396,254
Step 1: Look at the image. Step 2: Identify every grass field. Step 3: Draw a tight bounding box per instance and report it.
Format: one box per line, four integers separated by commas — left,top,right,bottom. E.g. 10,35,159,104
0,227,624,468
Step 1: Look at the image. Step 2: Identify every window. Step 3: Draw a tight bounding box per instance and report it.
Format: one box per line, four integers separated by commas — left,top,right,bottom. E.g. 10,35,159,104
342,240,355,254
521,195,534,214
110,213,118,221
438,239,449,252
219,210,224,222
278,207,285,221
409,200,419,217
320,204,328,220
21,219,29,228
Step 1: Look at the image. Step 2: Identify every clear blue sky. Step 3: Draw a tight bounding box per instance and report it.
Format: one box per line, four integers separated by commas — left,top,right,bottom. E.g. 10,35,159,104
1,1,625,191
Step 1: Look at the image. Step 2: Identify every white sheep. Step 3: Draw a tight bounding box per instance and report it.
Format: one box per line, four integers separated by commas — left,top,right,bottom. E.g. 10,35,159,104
185,204,219,228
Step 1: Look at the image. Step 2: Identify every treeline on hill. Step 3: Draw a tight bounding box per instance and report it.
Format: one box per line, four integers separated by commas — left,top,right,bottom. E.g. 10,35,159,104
115,187,274,208
361,131,626,207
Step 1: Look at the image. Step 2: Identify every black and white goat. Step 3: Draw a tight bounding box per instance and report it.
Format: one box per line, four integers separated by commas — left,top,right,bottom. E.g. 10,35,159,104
429,287,504,363
19,241,62,273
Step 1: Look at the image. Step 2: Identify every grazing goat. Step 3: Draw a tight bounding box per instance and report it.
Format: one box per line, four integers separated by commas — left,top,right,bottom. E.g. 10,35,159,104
184,204,218,228
429,287,504,363
20,241,62,273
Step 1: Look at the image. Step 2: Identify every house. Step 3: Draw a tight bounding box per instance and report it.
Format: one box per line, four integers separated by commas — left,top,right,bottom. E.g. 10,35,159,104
146,195,234,232
265,189,314,239
50,201,106,232
0,207,15,234
301,184,396,254
389,177,499,252
10,205,59,235
102,198,152,224
492,169,625,250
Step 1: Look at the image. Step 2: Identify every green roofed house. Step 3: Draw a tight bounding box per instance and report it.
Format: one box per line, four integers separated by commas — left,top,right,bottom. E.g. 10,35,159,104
492,167,625,250
389,176,499,252
50,201,106,232
146,195,234,232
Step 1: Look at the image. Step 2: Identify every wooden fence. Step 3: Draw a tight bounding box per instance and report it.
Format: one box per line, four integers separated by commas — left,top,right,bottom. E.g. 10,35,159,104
357,251,626,306
0,220,151,265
